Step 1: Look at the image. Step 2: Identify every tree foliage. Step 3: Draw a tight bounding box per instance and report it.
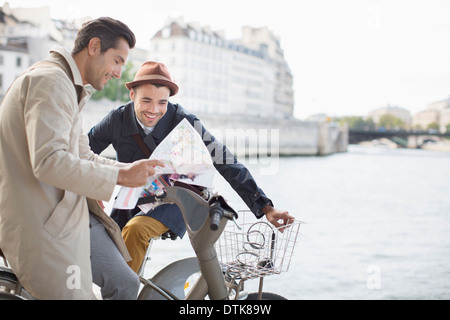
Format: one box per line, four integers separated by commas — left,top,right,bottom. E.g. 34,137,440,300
426,122,439,130
91,61,135,103
335,116,375,131
378,114,406,130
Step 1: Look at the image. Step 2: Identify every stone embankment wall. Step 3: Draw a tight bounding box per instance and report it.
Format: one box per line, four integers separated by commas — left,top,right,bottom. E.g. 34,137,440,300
197,113,348,157
81,101,348,158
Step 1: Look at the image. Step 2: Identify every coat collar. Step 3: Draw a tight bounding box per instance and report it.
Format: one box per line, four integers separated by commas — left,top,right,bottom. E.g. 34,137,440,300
122,101,141,136
152,102,176,141
49,46,84,87
49,46,91,110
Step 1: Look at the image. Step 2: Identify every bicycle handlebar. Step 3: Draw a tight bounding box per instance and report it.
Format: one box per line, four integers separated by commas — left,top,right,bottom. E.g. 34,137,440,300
137,181,238,233
209,202,224,231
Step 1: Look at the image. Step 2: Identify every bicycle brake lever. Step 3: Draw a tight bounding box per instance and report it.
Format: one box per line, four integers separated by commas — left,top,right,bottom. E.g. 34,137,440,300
231,216,242,230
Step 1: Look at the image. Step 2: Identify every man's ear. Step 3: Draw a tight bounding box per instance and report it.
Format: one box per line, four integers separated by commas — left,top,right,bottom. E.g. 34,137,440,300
87,37,101,56
130,88,135,101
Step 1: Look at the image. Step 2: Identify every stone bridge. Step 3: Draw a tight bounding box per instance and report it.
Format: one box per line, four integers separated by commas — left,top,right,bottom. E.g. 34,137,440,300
349,130,450,148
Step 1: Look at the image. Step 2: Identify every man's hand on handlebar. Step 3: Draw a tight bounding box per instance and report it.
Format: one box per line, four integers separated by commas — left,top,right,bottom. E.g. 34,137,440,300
117,160,165,188
263,205,295,233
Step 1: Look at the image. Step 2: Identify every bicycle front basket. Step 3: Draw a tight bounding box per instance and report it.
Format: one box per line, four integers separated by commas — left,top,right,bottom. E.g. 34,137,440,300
216,212,302,280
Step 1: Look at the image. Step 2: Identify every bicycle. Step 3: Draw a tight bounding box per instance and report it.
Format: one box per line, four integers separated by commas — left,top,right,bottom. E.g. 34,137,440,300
1,180,302,300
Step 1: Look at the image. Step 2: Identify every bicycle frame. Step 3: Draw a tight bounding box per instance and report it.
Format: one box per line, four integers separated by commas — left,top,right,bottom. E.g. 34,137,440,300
137,184,238,300
1,184,248,300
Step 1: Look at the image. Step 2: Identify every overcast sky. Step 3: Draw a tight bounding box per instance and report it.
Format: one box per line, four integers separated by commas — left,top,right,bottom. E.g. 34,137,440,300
4,0,450,119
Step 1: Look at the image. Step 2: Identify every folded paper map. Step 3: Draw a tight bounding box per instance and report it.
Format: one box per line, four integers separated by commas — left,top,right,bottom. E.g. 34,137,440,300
113,119,215,210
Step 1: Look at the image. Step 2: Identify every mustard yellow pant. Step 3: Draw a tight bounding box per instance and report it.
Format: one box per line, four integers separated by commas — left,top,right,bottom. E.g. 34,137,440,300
122,216,169,273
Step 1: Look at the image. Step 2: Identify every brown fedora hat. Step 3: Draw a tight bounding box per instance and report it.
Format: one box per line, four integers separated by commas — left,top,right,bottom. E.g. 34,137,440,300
125,61,179,96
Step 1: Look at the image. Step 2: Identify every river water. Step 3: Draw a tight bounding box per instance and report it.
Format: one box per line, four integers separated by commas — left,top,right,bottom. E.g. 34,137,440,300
129,144,450,300
3,143,448,300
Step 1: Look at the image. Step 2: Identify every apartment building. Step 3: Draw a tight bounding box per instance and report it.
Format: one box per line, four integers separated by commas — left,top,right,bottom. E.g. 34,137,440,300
0,3,85,97
412,97,450,132
148,18,294,119
0,36,29,95
368,105,412,127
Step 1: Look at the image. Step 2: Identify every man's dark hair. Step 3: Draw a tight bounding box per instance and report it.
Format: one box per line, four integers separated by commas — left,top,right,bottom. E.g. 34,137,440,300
132,83,166,93
72,17,136,54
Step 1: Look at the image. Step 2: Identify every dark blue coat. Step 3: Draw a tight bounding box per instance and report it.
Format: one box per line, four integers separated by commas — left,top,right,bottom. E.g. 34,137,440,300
88,101,273,237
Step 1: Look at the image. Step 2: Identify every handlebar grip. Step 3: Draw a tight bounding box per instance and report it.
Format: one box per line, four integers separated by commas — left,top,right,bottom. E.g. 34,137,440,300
209,202,223,231
210,212,221,231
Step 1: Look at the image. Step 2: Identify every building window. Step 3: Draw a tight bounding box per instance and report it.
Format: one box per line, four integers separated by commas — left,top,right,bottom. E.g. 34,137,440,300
0,55,3,65
16,57,22,67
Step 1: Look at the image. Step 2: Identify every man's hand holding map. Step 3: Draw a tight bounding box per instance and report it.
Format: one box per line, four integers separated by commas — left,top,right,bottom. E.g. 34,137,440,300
113,119,215,210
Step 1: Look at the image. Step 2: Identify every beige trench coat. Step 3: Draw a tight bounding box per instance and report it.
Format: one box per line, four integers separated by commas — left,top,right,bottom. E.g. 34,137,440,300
0,47,130,300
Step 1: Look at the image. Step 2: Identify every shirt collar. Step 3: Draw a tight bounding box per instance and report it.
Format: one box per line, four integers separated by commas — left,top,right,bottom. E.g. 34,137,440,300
135,116,155,135
122,101,176,139
49,46,84,87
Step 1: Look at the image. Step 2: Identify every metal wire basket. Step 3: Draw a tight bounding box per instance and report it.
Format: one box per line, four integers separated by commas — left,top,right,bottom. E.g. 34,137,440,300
216,211,302,280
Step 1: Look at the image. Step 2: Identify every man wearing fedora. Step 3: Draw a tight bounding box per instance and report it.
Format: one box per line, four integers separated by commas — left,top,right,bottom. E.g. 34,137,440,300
88,61,294,273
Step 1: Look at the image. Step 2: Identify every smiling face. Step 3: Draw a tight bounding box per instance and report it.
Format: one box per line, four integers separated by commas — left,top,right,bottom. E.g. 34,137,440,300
85,37,130,90
131,83,170,128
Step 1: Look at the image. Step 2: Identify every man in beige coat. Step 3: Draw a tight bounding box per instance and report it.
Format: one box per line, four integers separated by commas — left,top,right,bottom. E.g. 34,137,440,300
0,17,162,300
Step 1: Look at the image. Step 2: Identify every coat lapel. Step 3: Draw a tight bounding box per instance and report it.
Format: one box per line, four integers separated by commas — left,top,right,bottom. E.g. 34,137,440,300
123,102,178,156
